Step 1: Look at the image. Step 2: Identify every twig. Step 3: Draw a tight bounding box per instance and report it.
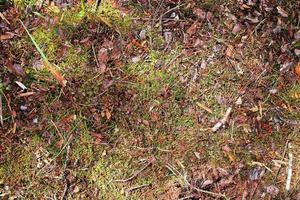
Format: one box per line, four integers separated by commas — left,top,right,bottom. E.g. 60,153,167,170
273,140,289,183
286,142,293,192
190,185,228,200
37,134,73,175
179,195,196,200
165,164,228,199
61,145,71,200
51,120,65,142
0,13,10,24
94,0,101,12
125,183,151,196
92,44,100,68
114,161,151,182
212,107,232,132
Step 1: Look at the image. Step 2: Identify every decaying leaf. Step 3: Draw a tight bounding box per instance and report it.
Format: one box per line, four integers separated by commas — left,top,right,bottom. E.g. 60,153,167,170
225,45,234,57
295,61,300,76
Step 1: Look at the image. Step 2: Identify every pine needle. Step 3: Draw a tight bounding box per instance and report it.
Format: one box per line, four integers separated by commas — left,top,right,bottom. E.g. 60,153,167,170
19,19,67,87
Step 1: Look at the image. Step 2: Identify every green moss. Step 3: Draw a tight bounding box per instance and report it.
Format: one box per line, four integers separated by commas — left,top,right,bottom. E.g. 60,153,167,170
60,45,89,73
72,129,94,167
127,49,182,99
1,135,41,184
61,7,86,25
91,154,132,200
32,27,60,60
13,0,37,8
93,0,131,30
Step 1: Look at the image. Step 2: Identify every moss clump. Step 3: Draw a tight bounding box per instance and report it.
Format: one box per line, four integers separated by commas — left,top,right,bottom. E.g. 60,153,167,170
13,0,37,8
90,153,133,200
127,49,181,99
32,27,60,60
60,45,89,73
1,135,41,184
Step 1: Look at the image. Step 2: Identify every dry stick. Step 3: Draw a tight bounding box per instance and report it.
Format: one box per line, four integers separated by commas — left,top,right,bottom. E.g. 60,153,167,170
37,134,73,175
286,142,293,192
114,162,152,183
125,183,151,196
92,44,100,68
51,120,65,142
273,140,289,183
61,145,71,200
0,12,10,24
212,107,232,132
166,164,228,200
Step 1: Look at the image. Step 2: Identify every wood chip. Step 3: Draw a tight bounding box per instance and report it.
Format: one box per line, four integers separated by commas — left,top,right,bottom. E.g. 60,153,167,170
17,92,36,97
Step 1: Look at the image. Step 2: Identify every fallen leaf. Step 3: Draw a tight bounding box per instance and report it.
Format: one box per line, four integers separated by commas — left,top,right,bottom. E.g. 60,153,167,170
295,61,300,76
0,33,14,40
225,45,234,57
193,8,206,20
187,22,198,36
232,23,242,34
6,63,25,77
90,132,105,144
266,185,279,197
105,110,112,120
98,48,109,64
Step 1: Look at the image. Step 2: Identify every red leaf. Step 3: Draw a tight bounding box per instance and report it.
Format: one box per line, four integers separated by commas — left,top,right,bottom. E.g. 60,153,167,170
98,48,109,64
187,22,198,36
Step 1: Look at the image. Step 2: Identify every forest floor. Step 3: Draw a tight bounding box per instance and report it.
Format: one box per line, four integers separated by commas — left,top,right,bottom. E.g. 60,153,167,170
0,0,300,199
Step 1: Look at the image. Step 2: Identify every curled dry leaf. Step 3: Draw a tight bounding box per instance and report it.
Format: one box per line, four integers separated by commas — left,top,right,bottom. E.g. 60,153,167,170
225,45,234,57
98,48,109,64
295,61,300,76
193,8,206,20
6,63,25,77
232,23,242,34
187,22,198,36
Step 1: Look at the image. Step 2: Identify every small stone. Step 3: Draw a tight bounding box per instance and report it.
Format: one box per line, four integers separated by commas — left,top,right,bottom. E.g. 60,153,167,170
132,56,141,63
232,23,242,34
73,186,80,193
236,97,243,105
20,105,28,111
33,118,38,124
200,60,207,69
249,167,265,180
295,49,300,57
269,89,278,94
164,31,172,44
266,185,279,197
139,29,146,40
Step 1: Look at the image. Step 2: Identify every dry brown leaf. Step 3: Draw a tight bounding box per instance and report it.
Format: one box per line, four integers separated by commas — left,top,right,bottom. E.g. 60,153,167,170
44,61,67,87
225,45,234,57
6,63,25,77
0,34,14,40
187,22,198,36
295,61,300,76
98,48,109,64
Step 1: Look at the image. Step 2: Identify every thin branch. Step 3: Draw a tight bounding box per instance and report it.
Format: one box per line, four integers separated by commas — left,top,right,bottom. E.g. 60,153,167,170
114,161,151,183
286,142,293,192
125,183,151,196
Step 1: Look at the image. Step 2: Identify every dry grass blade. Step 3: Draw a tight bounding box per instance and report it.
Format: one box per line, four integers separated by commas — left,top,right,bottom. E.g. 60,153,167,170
19,20,67,87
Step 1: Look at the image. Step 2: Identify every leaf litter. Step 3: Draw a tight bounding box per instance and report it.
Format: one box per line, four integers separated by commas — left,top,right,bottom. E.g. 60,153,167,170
0,0,300,199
